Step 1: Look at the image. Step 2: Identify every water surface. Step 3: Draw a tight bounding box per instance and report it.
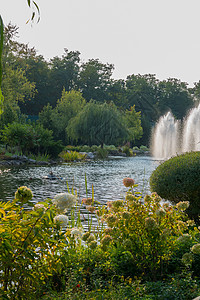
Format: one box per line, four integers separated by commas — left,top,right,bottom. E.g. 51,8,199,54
0,156,159,204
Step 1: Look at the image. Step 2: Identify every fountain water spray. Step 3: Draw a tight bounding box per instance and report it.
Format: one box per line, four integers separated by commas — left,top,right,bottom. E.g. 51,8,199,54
151,103,200,159
151,112,180,159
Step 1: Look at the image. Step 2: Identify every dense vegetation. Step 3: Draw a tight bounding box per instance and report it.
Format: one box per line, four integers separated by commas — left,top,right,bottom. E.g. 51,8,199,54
150,151,200,223
0,23,199,158
1,181,200,299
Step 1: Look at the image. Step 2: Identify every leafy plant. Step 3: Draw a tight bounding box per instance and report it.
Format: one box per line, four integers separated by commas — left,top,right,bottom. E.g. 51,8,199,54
98,187,193,280
59,150,86,162
150,151,200,223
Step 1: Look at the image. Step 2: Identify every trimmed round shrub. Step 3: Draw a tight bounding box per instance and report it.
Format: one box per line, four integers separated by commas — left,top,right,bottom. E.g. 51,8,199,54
150,151,200,222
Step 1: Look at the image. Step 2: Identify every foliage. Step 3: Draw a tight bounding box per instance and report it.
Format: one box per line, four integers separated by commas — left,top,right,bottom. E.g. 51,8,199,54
124,105,143,142
121,145,133,157
150,152,200,223
67,101,129,148
98,189,193,280
49,50,80,105
1,179,200,299
157,78,194,120
39,90,86,143
0,15,4,115
78,58,114,102
95,147,108,159
0,188,78,299
59,150,86,162
0,121,57,157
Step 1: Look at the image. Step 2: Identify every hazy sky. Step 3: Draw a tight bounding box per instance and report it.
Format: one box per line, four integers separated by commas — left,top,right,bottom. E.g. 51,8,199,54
2,0,200,86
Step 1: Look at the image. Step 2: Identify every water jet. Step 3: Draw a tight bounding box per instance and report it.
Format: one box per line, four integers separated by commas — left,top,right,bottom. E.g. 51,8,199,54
151,103,200,159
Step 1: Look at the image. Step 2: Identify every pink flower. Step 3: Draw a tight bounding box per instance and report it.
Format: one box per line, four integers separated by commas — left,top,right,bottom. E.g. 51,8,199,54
123,178,135,187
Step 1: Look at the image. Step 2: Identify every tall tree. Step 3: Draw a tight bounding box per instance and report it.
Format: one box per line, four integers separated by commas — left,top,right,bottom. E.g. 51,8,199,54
67,101,129,148
125,74,159,145
0,15,4,114
124,105,143,143
49,49,80,106
157,78,194,119
78,59,114,102
39,89,86,143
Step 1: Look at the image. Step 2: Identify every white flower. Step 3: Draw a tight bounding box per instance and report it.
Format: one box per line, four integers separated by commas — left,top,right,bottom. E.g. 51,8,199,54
52,193,77,212
71,227,83,238
33,203,46,211
191,243,200,255
54,214,68,227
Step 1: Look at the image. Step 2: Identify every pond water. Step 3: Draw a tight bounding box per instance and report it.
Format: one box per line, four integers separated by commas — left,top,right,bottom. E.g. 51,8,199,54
0,156,160,205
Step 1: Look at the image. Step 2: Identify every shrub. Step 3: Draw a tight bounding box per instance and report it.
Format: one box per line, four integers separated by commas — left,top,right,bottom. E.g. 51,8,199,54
59,150,86,162
0,188,78,299
79,145,91,152
150,152,200,223
121,145,133,157
98,186,192,280
140,145,149,151
95,147,108,159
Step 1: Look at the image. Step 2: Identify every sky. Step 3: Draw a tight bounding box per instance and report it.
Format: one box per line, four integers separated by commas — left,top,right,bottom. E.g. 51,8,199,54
2,0,200,86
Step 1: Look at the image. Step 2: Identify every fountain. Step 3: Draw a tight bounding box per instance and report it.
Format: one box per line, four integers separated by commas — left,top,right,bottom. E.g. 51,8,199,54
151,103,200,159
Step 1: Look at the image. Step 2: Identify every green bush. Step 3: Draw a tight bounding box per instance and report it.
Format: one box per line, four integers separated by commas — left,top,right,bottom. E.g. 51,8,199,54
121,145,133,157
59,150,86,162
79,145,91,152
140,145,149,151
150,151,200,223
95,147,108,159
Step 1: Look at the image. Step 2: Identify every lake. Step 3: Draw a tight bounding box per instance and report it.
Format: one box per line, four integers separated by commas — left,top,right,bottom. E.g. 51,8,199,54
0,155,160,204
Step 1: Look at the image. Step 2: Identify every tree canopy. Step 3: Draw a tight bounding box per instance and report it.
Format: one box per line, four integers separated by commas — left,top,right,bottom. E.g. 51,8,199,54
67,101,129,148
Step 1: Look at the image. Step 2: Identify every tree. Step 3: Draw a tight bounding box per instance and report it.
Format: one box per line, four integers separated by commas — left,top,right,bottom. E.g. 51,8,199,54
67,101,129,148
0,15,4,114
125,74,160,145
78,59,114,102
49,49,80,106
107,79,128,107
39,89,86,143
157,78,194,119
124,105,143,143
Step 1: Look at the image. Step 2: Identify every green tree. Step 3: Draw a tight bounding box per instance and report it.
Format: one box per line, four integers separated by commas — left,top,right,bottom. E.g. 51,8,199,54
39,89,86,143
157,78,194,119
0,15,4,114
107,79,128,107
67,101,129,148
49,49,80,106
78,59,114,102
125,74,159,145
124,105,143,143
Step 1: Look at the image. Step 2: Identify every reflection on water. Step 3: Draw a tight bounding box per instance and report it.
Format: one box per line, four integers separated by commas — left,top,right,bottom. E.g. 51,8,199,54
0,156,160,204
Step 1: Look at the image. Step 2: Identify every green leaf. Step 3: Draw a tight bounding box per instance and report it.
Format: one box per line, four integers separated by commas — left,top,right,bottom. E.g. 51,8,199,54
0,15,4,87
85,173,88,197
27,0,31,7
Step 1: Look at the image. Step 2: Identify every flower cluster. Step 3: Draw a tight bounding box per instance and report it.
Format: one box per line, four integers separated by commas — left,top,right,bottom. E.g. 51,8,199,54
145,217,158,230
176,201,190,211
177,234,192,245
182,252,193,266
155,208,166,218
71,227,83,238
33,203,46,211
101,234,112,246
54,214,68,227
191,243,200,255
52,192,77,212
123,177,135,187
105,214,117,227
82,197,93,205
15,186,33,204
